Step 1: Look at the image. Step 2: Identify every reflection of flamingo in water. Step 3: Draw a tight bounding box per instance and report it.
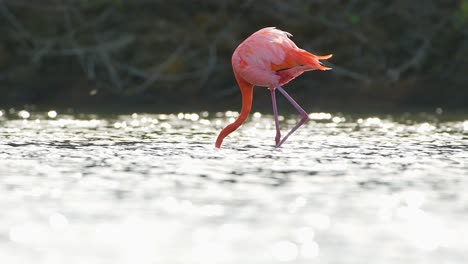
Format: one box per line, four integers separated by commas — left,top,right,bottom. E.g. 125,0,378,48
215,27,332,148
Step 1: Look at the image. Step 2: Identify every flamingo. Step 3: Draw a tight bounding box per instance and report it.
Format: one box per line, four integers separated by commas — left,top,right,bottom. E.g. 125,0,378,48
215,27,332,148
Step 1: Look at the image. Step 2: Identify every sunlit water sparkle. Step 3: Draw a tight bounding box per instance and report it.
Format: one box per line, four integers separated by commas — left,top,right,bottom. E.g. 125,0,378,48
1,110,468,264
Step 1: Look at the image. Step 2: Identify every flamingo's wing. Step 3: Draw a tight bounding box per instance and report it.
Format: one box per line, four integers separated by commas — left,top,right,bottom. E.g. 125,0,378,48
235,63,279,87
270,51,301,72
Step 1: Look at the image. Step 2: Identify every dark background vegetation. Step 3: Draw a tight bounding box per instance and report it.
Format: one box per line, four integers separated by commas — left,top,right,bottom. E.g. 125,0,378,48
0,0,467,112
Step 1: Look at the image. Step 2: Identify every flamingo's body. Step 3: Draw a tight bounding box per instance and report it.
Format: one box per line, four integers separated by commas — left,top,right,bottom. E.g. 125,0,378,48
215,27,332,148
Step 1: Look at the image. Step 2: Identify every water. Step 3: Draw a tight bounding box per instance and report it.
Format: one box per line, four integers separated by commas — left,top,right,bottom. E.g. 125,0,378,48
1,109,468,264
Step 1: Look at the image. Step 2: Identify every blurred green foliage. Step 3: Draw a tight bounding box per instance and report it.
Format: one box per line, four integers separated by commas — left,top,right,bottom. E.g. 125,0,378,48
457,0,468,22
347,13,361,25
0,0,467,110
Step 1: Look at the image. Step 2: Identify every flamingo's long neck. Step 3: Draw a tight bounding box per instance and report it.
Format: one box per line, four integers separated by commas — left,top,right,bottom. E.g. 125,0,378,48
215,76,253,148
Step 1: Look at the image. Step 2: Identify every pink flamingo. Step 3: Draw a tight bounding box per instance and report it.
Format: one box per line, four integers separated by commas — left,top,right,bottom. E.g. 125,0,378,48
215,27,332,148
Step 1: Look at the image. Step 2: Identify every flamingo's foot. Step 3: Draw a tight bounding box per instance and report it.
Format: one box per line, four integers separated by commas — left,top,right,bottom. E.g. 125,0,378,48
275,133,281,147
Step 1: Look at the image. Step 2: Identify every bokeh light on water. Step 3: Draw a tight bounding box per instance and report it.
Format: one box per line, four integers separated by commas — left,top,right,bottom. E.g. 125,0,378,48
0,109,467,263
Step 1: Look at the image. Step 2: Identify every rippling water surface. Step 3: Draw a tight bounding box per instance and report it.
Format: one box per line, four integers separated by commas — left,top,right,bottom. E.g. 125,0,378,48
1,109,468,264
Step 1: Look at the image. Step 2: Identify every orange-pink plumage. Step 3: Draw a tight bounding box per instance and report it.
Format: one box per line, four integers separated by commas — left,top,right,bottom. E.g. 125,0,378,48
216,27,332,148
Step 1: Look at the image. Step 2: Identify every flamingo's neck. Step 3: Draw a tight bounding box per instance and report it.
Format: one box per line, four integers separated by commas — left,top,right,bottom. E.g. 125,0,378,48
215,75,254,148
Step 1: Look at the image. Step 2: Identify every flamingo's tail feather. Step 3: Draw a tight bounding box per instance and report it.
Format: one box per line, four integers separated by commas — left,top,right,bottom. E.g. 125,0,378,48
298,50,332,71
316,54,333,60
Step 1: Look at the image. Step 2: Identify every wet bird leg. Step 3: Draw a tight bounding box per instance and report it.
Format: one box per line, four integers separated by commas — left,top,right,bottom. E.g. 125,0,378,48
275,85,309,147
270,87,281,146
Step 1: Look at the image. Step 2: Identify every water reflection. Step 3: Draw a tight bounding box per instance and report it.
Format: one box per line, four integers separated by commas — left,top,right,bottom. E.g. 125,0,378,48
271,241,299,261
0,110,467,263
377,191,452,251
47,110,58,119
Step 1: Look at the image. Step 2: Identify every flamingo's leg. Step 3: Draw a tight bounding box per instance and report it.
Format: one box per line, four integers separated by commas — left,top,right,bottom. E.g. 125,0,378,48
275,85,309,147
270,88,281,146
